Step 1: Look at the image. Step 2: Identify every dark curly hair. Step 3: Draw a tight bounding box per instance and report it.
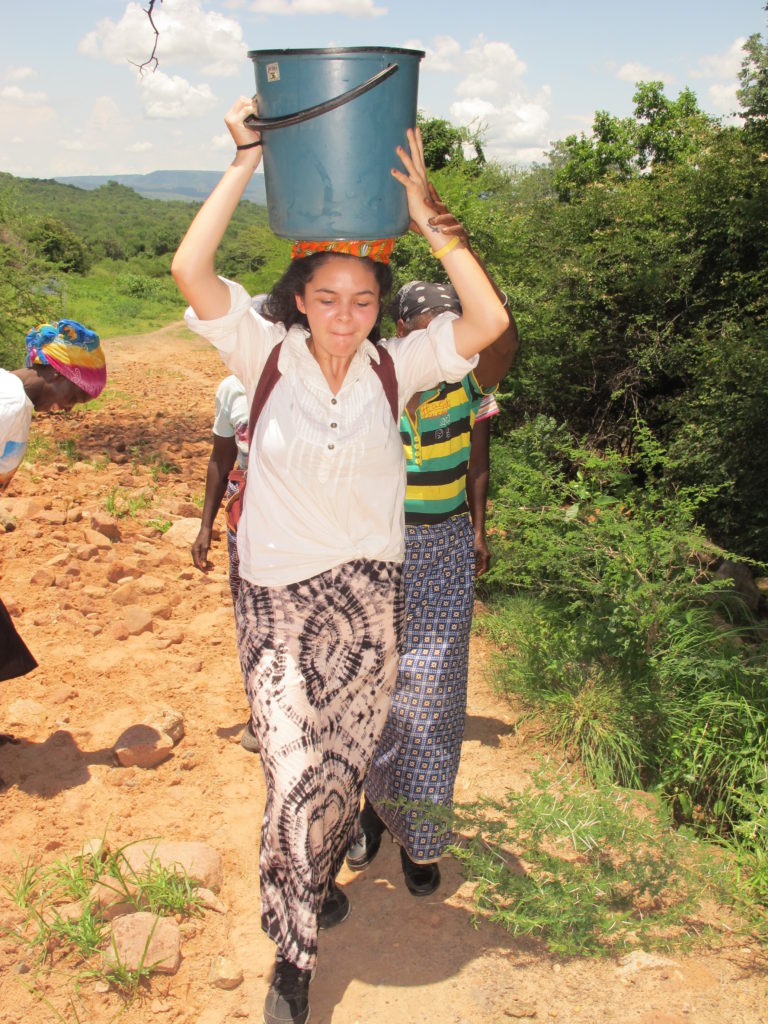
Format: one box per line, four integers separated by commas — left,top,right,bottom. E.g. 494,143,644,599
261,252,393,343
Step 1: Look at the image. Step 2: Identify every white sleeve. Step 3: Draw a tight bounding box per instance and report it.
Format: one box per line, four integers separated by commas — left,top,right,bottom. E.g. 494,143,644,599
212,376,246,438
379,311,479,411
184,280,285,395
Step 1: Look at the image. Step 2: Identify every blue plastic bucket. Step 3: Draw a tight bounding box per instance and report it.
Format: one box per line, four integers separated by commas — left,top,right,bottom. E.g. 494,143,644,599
246,46,425,241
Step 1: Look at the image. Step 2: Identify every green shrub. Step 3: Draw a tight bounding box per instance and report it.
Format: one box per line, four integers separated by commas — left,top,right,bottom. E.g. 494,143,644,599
450,761,731,956
480,416,768,846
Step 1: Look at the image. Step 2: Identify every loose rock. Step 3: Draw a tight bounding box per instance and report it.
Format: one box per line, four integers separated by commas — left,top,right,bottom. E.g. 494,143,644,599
207,954,243,990
113,724,174,768
106,913,181,975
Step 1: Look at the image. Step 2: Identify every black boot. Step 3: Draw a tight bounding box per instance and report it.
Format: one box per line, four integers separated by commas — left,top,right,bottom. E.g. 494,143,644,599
263,952,311,1024
345,797,386,871
318,878,350,929
400,847,441,897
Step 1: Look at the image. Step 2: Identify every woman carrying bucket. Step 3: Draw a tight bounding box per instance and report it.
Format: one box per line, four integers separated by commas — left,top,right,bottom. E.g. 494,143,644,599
171,94,508,1024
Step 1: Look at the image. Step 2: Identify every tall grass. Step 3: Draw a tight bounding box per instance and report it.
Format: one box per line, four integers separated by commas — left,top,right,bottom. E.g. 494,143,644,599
479,416,768,858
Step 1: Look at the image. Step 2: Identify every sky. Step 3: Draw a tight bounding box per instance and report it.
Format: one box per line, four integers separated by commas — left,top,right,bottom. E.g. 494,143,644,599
0,0,764,180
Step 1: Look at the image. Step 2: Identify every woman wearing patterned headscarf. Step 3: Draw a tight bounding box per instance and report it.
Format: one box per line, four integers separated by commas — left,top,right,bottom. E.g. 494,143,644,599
1,319,106,687
1,319,107,494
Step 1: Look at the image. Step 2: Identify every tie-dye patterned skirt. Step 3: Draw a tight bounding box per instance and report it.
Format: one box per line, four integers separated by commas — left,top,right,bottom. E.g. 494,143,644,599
236,558,404,971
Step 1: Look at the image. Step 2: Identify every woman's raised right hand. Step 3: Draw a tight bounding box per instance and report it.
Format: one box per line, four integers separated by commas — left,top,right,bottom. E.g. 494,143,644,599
225,96,263,158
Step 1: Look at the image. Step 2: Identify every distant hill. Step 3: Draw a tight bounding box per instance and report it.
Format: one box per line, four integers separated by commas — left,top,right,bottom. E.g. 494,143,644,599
53,169,267,205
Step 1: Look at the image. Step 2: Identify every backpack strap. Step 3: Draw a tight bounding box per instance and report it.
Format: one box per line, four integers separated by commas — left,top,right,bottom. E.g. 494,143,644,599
247,341,283,446
370,345,399,424
237,341,283,513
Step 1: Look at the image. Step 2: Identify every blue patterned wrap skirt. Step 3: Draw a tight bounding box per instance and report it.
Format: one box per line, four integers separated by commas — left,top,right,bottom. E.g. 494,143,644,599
364,512,475,862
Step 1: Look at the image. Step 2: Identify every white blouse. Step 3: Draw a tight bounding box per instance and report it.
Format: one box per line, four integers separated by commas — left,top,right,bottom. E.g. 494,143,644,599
0,369,33,493
185,279,478,587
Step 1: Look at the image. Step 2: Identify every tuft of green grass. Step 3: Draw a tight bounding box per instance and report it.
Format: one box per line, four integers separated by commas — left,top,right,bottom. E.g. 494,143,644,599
55,438,81,466
98,934,156,999
126,442,181,480
104,485,153,519
145,518,172,534
83,388,134,413
449,760,735,957
148,454,181,480
2,855,47,909
1,834,204,1015
48,903,108,964
24,432,54,463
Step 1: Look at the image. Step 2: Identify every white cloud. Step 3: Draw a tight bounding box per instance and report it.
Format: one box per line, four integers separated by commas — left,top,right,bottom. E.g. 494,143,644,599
87,96,126,133
709,80,740,114
616,61,672,85
450,96,496,125
0,92,138,176
39,97,134,166
564,112,595,129
458,36,527,96
5,66,36,82
128,141,154,153
414,35,462,74
139,69,218,118
213,129,236,151
79,0,246,75
421,34,547,164
247,0,386,14
501,95,551,141
0,85,48,104
690,38,746,80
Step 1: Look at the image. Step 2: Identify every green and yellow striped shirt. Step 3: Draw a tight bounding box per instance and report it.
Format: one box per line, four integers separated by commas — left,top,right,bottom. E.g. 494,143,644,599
401,372,493,525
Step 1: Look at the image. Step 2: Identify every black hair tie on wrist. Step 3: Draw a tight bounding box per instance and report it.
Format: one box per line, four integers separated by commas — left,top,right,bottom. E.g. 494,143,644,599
236,140,262,150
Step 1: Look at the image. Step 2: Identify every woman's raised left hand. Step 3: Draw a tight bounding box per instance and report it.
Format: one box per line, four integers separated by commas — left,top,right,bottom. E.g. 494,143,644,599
392,127,447,248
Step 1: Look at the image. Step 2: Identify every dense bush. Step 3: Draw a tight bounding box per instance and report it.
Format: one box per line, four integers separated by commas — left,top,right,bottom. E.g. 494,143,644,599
478,417,768,845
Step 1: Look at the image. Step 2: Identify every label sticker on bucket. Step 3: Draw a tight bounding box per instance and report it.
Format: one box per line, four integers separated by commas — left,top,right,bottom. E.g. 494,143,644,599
266,62,280,83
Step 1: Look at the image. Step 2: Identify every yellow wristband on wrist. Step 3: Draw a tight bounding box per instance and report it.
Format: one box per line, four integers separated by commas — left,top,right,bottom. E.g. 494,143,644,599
430,235,460,259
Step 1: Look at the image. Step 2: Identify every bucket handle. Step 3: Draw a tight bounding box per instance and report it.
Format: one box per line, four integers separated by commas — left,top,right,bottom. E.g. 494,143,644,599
243,62,399,132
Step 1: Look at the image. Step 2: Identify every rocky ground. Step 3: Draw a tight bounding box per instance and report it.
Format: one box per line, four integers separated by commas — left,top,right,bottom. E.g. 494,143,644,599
1,324,766,1024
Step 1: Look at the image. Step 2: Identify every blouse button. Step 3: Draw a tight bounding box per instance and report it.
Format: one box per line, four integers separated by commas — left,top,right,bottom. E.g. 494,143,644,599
331,398,338,405
328,443,335,451
330,422,338,429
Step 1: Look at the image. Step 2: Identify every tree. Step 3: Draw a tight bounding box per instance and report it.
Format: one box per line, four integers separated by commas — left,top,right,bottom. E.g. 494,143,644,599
0,185,57,364
27,217,90,274
417,114,485,172
738,25,768,144
551,82,713,200
549,110,636,199
633,82,712,168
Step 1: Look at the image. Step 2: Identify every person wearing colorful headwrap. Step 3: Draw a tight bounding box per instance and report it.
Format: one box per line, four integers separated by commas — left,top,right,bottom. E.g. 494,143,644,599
25,319,107,400
171,94,509,1024
346,199,518,899
1,318,106,689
